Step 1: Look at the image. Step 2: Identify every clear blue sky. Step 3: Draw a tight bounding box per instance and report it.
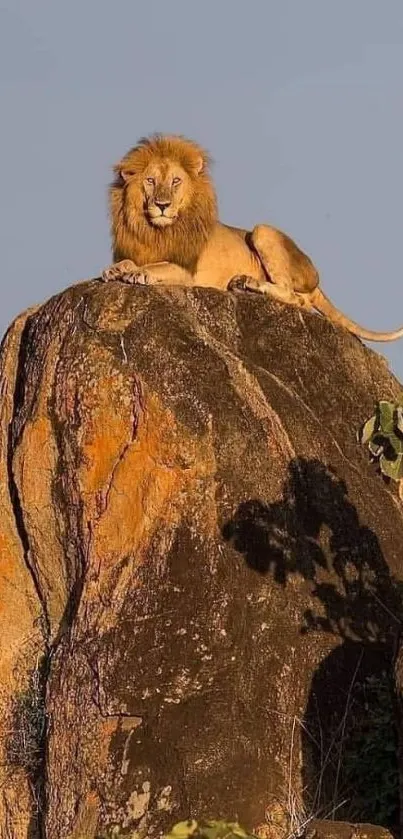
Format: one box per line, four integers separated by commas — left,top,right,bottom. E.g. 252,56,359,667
1,0,403,381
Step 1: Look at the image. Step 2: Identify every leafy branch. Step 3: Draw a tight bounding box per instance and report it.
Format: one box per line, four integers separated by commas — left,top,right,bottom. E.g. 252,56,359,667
358,396,403,497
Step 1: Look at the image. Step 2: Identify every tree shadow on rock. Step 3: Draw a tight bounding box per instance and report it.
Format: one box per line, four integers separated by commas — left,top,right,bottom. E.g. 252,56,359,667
222,458,402,832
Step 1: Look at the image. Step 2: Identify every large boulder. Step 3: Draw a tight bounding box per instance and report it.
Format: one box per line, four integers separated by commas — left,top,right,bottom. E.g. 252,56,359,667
1,280,402,839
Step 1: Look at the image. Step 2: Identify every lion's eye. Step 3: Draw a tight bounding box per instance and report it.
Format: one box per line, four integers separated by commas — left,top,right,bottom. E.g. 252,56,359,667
172,177,182,186
146,177,155,185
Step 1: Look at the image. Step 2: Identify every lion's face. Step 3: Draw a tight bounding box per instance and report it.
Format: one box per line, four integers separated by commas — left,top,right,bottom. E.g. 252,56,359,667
122,160,194,229
110,135,217,270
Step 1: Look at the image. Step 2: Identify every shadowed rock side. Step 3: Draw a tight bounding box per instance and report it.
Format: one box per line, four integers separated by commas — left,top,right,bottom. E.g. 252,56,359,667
394,640,403,837
1,281,403,839
0,309,45,838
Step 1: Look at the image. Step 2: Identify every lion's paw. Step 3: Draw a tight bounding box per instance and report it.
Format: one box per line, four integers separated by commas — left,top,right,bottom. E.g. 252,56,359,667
101,259,138,283
228,274,261,293
131,271,160,286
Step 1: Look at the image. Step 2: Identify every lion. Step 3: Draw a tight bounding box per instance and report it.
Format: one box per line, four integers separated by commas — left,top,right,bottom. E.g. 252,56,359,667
102,134,403,342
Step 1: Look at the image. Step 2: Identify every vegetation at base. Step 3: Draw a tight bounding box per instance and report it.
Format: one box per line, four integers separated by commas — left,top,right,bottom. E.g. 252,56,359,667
342,672,399,829
98,821,258,839
6,664,47,778
165,822,257,839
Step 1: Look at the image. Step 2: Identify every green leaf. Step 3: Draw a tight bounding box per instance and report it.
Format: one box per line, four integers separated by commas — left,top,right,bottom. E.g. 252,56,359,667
359,414,378,444
165,822,256,839
387,432,403,455
165,821,199,839
379,401,395,434
380,452,403,481
396,406,403,434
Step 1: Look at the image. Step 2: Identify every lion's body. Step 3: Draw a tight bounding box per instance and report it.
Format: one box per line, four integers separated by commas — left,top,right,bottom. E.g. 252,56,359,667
183,223,262,289
102,134,403,342
190,223,320,294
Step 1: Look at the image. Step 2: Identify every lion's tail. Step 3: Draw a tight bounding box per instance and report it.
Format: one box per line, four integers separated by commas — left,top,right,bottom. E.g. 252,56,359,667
310,287,403,342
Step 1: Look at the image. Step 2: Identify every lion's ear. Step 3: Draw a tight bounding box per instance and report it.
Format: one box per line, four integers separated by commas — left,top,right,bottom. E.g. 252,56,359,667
194,156,204,175
119,169,136,183
113,162,136,183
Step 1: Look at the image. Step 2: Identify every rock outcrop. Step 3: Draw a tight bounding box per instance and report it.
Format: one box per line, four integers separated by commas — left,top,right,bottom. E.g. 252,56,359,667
1,280,403,839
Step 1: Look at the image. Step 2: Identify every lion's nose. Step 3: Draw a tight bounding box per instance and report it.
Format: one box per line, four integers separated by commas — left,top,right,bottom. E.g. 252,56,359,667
155,200,171,212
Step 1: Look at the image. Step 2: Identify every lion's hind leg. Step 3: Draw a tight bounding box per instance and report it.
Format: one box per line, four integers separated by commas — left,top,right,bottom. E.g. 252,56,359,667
251,224,319,295
228,274,310,308
250,225,294,290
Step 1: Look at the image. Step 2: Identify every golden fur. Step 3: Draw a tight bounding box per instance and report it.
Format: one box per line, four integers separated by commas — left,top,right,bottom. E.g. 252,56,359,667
110,135,217,274
102,134,403,342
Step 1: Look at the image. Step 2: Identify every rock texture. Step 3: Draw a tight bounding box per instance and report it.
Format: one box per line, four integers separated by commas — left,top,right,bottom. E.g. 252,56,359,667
1,280,403,839
306,821,394,839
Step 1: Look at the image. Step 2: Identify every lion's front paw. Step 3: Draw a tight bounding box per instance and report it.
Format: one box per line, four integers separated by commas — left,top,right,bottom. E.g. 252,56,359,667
101,259,138,283
228,274,261,293
131,271,160,286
